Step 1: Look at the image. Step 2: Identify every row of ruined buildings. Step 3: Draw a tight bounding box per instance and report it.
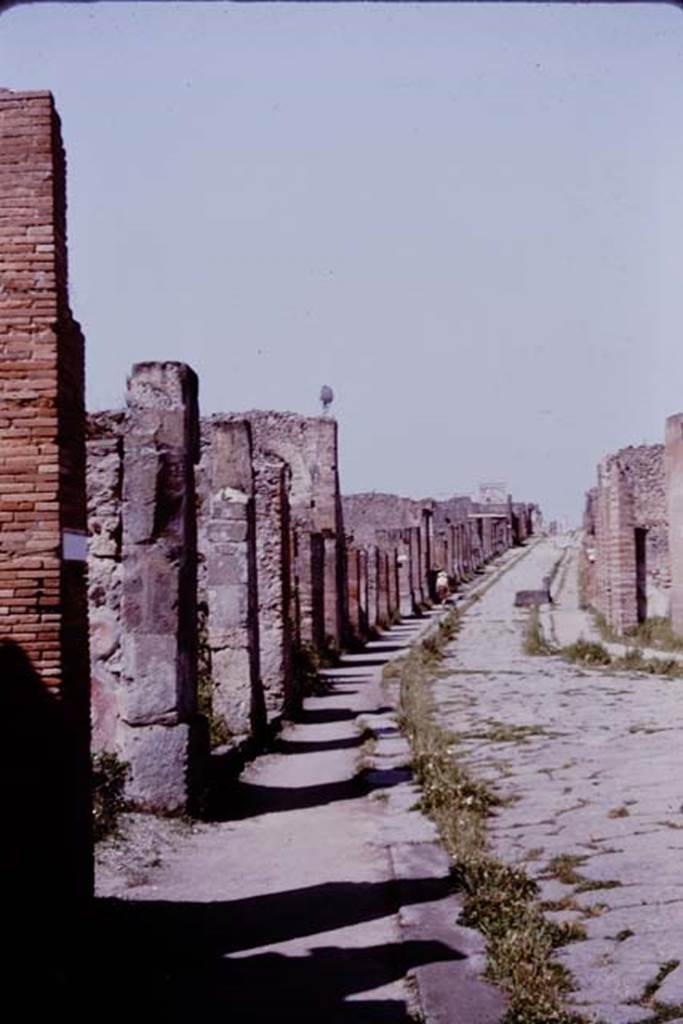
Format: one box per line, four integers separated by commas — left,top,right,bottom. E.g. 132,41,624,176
582,416,683,637
0,88,539,917
87,365,538,814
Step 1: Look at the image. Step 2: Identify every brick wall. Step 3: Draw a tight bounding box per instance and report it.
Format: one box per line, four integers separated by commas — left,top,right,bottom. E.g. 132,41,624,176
0,89,91,925
588,443,670,633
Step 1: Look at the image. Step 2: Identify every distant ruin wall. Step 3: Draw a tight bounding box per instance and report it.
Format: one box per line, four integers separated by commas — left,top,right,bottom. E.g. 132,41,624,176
241,411,344,654
587,444,669,633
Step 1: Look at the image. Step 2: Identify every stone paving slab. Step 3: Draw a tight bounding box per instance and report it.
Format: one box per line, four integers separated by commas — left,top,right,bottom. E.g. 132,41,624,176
433,537,683,1024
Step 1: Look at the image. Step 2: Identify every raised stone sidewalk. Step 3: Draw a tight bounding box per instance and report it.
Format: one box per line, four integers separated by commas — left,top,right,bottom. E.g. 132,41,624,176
95,561,522,1022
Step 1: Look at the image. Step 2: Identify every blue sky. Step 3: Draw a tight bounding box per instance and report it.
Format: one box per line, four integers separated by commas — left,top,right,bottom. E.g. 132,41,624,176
2,2,683,521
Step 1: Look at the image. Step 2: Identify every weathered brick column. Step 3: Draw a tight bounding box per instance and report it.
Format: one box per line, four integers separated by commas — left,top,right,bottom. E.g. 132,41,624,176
594,462,611,623
604,457,637,634
119,362,203,812
666,413,683,635
198,418,266,741
0,90,91,953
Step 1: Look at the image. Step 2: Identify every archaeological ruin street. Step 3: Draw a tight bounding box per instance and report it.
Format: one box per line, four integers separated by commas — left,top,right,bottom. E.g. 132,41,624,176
3,15,683,1023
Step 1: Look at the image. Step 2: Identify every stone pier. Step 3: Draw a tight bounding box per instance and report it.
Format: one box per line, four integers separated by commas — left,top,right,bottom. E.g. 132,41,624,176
251,451,294,717
119,361,203,812
198,418,265,742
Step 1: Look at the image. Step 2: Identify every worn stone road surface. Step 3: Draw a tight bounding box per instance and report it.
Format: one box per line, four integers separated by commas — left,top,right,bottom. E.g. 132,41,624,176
434,537,683,1023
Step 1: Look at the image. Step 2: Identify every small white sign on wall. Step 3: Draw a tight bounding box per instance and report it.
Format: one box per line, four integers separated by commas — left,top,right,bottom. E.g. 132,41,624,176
62,530,88,562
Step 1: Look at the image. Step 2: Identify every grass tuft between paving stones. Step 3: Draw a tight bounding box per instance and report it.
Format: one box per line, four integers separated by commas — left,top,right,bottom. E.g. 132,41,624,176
388,609,587,1024
626,960,683,1024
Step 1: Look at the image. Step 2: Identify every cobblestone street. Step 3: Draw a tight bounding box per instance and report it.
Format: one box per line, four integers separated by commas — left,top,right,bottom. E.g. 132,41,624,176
435,539,683,1023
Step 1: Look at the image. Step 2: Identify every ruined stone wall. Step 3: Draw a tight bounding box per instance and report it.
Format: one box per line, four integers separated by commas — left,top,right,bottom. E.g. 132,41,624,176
0,89,91,921
241,412,343,654
619,445,669,612
342,492,423,542
589,444,670,632
343,492,430,614
87,411,124,752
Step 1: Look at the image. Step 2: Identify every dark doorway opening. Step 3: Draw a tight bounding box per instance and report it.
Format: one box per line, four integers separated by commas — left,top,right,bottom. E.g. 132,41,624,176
635,527,647,624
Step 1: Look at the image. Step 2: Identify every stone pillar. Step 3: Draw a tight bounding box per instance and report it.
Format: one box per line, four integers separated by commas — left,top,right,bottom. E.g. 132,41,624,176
310,531,326,651
448,525,458,581
366,544,379,632
409,527,423,609
358,547,369,637
482,518,492,561
323,530,340,649
0,89,91,969
119,362,203,813
377,549,390,627
666,413,683,635
387,548,399,620
346,544,361,641
253,454,294,717
397,538,412,615
199,419,266,742
422,508,434,600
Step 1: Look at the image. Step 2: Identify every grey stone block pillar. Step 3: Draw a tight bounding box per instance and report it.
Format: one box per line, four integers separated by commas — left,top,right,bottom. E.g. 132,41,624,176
200,418,266,741
119,361,202,812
